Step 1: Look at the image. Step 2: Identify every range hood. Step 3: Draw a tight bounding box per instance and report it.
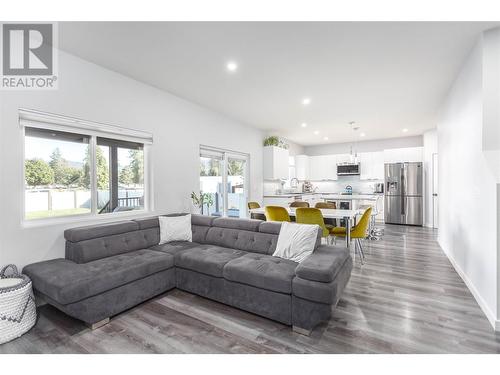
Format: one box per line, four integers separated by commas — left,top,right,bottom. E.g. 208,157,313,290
337,163,360,176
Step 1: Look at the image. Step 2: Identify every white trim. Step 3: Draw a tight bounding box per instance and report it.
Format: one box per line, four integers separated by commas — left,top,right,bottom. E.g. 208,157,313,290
89,136,98,214
21,209,152,229
19,108,153,144
438,238,499,331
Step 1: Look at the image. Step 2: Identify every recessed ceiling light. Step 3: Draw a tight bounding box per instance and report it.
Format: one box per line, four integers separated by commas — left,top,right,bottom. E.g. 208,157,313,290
302,98,311,106
313,130,319,135
226,61,238,72
360,132,366,137
323,137,329,141
402,128,408,133
301,123,307,128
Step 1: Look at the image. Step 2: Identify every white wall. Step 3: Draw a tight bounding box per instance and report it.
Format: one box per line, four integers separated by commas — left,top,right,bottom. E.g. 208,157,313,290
423,130,438,228
304,135,423,156
0,50,264,269
437,36,498,328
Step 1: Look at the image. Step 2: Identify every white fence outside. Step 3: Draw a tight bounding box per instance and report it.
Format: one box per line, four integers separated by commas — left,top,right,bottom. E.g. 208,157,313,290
25,189,144,213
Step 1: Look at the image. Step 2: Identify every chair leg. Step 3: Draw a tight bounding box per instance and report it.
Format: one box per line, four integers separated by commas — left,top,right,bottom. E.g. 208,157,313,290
357,239,366,264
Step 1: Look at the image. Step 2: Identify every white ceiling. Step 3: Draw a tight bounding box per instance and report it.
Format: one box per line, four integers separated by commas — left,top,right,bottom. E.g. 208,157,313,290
59,22,499,145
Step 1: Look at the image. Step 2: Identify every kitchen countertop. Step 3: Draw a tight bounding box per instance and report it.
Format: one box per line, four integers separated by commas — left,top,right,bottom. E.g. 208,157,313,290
263,192,383,198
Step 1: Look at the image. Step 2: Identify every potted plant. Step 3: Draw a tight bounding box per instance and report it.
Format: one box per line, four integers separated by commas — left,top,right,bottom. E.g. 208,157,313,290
190,191,215,215
263,136,289,149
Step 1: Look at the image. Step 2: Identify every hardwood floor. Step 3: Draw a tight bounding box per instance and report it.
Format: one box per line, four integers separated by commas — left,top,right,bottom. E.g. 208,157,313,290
2,224,500,354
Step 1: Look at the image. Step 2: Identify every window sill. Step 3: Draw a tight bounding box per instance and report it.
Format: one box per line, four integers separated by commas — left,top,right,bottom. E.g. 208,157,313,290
21,209,155,229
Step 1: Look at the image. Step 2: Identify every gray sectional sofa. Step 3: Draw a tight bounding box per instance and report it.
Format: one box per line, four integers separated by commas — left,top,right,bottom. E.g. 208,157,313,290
23,214,352,334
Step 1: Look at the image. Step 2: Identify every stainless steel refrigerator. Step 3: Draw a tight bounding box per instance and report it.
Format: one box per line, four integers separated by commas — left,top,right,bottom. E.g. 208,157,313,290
384,162,423,226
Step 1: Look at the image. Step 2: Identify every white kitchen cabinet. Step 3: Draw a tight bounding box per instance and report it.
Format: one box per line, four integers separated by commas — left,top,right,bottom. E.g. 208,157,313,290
263,146,289,180
295,154,310,180
308,156,322,181
323,155,338,180
359,151,384,180
404,147,423,162
384,147,423,163
358,152,372,180
336,153,353,164
372,151,385,180
308,155,337,181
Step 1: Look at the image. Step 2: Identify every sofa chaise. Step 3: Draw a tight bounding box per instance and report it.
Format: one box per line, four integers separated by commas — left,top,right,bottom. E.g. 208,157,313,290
23,214,353,334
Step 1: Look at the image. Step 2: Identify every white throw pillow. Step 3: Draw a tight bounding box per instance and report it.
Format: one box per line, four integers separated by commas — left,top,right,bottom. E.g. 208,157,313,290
272,222,318,263
158,214,192,244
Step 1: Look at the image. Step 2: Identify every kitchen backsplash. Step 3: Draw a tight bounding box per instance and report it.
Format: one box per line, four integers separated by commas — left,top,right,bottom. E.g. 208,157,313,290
263,176,383,195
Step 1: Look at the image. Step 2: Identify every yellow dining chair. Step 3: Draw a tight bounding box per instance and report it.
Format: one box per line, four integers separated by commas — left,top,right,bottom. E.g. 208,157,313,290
314,201,337,227
247,201,261,210
248,202,265,220
289,201,309,208
331,207,372,264
295,207,330,241
314,202,336,209
264,206,291,222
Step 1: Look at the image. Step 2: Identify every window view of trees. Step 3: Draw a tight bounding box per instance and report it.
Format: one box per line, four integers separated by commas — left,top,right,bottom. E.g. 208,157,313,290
25,147,87,189
199,158,243,176
24,127,147,220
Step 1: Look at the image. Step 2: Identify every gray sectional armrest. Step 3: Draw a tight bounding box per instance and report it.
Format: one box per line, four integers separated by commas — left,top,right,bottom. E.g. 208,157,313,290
295,245,351,283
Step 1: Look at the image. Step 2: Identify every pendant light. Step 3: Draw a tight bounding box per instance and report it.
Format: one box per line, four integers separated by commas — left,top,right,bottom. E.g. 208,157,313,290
349,121,359,164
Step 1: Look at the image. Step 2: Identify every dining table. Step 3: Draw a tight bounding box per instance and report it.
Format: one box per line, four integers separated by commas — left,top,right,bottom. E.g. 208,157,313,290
249,207,361,249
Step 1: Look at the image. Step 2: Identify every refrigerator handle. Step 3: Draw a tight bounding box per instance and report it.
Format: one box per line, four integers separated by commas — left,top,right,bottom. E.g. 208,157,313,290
401,167,405,215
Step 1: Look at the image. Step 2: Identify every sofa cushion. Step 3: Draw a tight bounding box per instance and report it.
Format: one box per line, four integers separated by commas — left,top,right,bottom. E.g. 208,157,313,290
23,249,174,305
294,245,351,283
205,227,278,255
292,255,353,304
175,245,246,277
223,253,298,294
65,227,159,263
64,221,138,242
192,214,216,227
149,241,200,256
212,217,262,232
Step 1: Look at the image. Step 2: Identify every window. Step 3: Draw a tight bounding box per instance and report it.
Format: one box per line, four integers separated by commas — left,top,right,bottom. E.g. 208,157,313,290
199,146,249,218
22,110,151,221
96,138,145,214
24,128,91,220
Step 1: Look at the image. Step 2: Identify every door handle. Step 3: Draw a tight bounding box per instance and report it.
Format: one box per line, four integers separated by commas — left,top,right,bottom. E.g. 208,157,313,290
401,168,405,216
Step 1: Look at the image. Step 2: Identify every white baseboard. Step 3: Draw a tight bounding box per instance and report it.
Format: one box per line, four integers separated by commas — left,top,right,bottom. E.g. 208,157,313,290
438,239,499,331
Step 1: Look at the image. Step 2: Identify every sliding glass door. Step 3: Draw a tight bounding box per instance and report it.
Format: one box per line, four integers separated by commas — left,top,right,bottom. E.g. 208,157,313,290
199,146,249,218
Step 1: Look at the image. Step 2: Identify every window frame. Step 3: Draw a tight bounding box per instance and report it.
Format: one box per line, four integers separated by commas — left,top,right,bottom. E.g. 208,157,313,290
199,145,250,218
20,109,152,226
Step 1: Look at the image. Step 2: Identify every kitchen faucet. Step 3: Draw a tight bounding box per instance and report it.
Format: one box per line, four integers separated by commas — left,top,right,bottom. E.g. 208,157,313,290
290,177,299,189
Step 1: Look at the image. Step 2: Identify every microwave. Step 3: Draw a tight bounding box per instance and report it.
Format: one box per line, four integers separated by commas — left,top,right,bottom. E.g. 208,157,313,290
337,163,360,176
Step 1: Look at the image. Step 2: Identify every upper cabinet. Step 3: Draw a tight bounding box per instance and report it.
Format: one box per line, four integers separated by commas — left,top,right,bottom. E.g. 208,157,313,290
263,146,289,180
359,151,384,180
384,147,423,163
335,153,352,164
295,154,310,180
308,155,337,181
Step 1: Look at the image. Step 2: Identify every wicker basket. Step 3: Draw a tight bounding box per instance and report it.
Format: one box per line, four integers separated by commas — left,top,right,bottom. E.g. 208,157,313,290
0,265,37,345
